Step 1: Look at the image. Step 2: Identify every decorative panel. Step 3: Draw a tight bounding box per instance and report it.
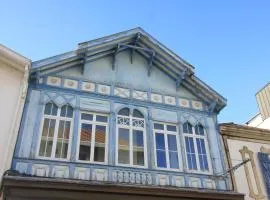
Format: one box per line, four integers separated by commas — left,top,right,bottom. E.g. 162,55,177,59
164,96,176,105
114,87,130,98
189,177,201,188
203,179,215,189
172,176,185,187
92,169,108,181
152,109,177,123
63,79,78,89
179,98,190,108
156,174,169,186
32,164,49,177
97,84,110,95
52,166,69,178
132,90,148,101
112,170,152,185
81,81,95,92
16,162,28,174
80,97,110,112
151,93,162,103
192,100,203,110
74,167,90,180
47,76,61,86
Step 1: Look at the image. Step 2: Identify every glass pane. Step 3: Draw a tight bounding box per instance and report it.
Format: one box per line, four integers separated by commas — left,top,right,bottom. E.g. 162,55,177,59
167,135,177,151
45,140,53,157
118,108,130,116
195,124,204,135
79,123,92,161
133,147,144,166
167,125,177,132
183,122,192,134
52,103,58,116
62,140,69,159
66,106,73,118
154,123,164,130
44,103,52,115
58,120,64,139
55,140,62,158
81,113,93,121
185,137,197,170
60,105,67,117
42,119,50,136
118,128,129,146
155,133,165,150
38,139,46,156
133,130,144,147
64,121,70,139
118,149,129,164
156,150,166,168
133,109,144,118
95,125,106,143
169,152,179,169
94,145,105,162
48,119,56,137
96,115,108,122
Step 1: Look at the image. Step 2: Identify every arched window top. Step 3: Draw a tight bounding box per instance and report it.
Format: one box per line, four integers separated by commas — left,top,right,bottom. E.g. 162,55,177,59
195,123,204,136
60,104,73,118
118,108,130,116
44,102,58,116
183,122,193,134
133,109,144,118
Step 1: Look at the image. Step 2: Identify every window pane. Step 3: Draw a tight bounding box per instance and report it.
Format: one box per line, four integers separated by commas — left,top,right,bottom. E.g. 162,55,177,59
154,123,164,130
185,137,197,170
196,138,209,171
167,125,177,132
41,119,50,136
58,120,65,139
81,113,93,121
118,108,130,116
195,124,204,135
66,106,73,118
94,125,106,162
44,103,52,115
133,130,144,147
169,152,179,169
79,123,92,161
63,121,70,139
133,109,144,118
39,139,46,156
118,128,129,146
95,125,106,143
60,105,73,117
133,147,144,166
48,119,56,137
52,103,58,116
183,122,192,134
118,149,130,164
55,140,63,158
96,115,108,122
45,140,53,157
62,140,69,159
167,135,177,151
155,133,165,150
156,150,166,168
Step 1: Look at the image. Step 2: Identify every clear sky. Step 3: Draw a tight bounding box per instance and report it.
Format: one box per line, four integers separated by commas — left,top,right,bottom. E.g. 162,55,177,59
1,0,270,123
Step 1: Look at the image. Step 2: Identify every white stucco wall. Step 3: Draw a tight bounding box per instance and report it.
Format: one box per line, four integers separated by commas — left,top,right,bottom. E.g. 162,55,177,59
227,138,270,200
247,114,270,129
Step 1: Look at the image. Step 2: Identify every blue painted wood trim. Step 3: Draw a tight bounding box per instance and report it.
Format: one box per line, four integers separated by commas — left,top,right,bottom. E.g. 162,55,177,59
70,102,80,162
258,152,270,198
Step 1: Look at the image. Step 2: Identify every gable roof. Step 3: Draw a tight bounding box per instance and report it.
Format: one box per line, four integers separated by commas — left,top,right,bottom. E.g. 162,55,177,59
31,27,227,112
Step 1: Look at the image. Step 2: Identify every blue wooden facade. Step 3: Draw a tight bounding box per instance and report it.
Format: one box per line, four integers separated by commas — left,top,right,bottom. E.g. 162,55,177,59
12,28,230,192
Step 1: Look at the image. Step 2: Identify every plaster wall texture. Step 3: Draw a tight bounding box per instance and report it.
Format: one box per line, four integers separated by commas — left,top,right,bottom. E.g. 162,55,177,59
247,114,270,129
0,62,23,180
227,138,270,200
57,51,197,100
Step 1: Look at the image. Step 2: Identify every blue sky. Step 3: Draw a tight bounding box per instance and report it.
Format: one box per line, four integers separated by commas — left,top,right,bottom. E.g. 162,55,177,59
1,0,270,123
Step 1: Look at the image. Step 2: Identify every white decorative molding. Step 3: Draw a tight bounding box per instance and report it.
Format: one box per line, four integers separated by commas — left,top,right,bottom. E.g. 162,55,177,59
179,98,190,108
132,90,148,101
156,174,169,186
81,81,95,92
192,100,203,110
52,166,69,178
97,84,110,95
15,162,28,174
112,170,152,185
32,164,49,177
74,167,90,180
92,169,108,181
203,179,215,189
63,79,78,89
47,76,61,86
114,87,130,98
151,93,162,103
172,176,185,187
164,96,176,105
189,177,201,188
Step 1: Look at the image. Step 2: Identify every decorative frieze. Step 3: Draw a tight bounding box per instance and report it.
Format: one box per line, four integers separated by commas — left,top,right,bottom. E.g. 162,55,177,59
43,76,206,111
74,167,90,180
15,162,28,174
112,170,152,185
63,79,78,89
52,166,69,178
189,177,201,188
92,169,108,181
203,179,215,189
156,174,169,186
114,87,130,98
172,176,185,187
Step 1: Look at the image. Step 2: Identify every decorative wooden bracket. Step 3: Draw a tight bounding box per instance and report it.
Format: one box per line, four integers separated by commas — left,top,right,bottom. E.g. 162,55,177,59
208,99,218,114
130,33,141,64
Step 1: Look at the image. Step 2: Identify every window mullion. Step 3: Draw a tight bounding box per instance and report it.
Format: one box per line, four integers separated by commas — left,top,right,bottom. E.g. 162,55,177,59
193,136,200,171
164,131,170,169
51,110,60,158
130,117,133,166
90,120,96,162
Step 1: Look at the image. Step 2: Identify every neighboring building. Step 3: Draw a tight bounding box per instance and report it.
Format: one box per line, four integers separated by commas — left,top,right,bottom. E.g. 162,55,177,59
246,83,270,129
0,45,31,185
220,123,270,200
2,28,243,199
